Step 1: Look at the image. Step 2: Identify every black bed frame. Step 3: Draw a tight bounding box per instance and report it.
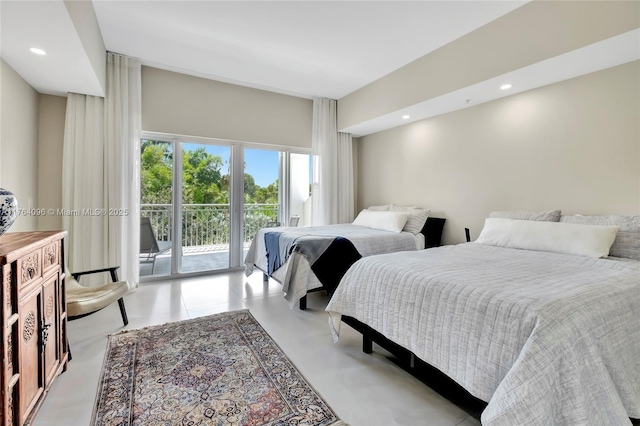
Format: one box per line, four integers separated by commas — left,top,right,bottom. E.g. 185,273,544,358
263,217,447,310
341,317,640,425
341,315,487,419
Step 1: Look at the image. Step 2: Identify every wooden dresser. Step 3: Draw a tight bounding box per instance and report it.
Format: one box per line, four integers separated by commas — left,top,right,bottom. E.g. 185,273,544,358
0,231,69,426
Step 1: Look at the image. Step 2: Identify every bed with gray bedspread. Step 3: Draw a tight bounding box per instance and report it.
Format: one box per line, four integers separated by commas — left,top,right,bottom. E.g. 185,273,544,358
327,243,640,425
245,224,419,307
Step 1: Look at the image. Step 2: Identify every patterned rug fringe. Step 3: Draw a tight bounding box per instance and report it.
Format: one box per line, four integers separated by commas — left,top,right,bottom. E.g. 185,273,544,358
107,308,251,337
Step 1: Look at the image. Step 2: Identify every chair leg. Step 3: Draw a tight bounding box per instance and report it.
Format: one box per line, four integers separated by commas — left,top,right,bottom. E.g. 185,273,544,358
118,298,129,326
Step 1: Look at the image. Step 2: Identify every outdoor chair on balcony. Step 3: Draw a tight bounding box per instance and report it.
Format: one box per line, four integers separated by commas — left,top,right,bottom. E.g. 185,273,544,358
140,217,171,274
266,215,300,228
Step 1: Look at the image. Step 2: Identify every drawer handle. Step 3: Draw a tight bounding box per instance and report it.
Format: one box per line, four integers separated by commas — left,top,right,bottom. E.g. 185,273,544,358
27,267,35,279
41,323,52,346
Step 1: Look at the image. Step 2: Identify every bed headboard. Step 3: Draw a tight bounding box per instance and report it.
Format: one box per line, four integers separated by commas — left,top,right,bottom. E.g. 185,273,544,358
422,217,446,248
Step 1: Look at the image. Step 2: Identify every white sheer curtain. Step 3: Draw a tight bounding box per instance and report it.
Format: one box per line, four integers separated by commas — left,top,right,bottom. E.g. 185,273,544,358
62,52,141,287
336,132,354,223
104,52,141,288
62,94,107,285
311,98,355,225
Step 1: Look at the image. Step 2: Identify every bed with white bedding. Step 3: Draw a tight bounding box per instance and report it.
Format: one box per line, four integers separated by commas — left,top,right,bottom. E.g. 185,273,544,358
326,217,640,425
244,221,442,308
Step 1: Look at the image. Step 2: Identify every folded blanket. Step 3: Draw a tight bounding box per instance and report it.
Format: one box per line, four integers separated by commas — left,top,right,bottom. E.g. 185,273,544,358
293,236,362,294
264,231,282,275
265,232,363,294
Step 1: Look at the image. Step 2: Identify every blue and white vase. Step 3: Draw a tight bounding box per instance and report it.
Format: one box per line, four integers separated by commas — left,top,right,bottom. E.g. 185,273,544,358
0,188,18,237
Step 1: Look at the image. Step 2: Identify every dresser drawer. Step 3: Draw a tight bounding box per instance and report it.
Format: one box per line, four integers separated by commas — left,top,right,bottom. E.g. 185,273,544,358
19,249,42,290
42,241,60,273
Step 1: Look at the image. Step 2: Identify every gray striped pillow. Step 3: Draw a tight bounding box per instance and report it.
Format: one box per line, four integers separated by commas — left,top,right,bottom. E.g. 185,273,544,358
390,205,430,234
489,210,561,222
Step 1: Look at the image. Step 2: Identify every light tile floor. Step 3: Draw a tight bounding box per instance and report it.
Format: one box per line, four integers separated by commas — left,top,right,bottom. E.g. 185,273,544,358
35,271,483,426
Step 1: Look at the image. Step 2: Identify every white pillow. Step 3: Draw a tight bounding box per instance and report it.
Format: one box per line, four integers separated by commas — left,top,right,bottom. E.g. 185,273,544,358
560,215,640,260
353,210,410,233
475,218,619,258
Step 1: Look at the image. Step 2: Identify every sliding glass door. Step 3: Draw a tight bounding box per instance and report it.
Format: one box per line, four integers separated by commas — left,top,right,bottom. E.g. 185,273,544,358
243,148,280,255
241,149,312,244
140,139,174,277
180,142,231,274
140,135,311,279
290,152,312,227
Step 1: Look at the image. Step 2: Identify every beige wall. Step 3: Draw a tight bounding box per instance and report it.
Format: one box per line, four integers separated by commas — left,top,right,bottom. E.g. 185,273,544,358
0,63,313,237
0,60,39,232
37,94,67,231
142,66,313,148
338,1,640,131
356,61,640,245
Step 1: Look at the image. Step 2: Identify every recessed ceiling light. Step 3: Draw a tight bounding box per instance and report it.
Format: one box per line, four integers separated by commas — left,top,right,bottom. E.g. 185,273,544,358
402,115,410,120
30,47,46,55
500,84,512,90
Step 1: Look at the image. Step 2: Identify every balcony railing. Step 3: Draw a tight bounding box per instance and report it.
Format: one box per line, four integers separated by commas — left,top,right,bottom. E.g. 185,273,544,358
141,203,279,247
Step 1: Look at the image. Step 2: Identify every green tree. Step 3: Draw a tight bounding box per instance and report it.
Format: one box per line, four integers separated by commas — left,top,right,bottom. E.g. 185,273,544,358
254,180,278,204
182,147,225,204
141,141,172,204
244,173,258,200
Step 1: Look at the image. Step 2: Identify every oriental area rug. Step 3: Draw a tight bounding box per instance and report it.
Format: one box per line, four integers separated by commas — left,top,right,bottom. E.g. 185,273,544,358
91,310,346,426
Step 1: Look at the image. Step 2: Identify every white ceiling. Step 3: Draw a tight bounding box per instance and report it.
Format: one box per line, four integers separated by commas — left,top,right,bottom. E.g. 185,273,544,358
1,1,638,137
2,0,527,99
92,0,528,99
1,0,105,97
